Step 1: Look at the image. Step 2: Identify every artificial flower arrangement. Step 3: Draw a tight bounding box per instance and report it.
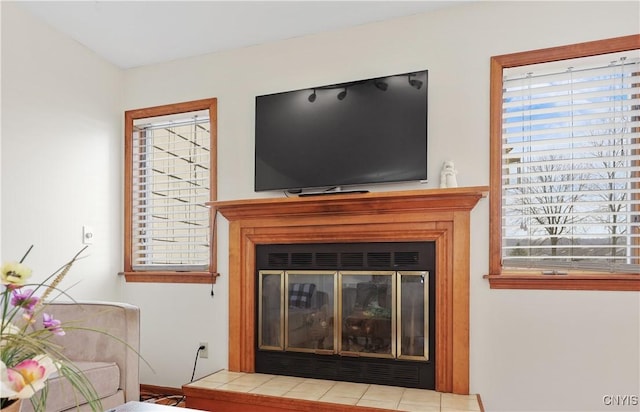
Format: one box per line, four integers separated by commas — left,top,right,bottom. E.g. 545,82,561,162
0,245,102,412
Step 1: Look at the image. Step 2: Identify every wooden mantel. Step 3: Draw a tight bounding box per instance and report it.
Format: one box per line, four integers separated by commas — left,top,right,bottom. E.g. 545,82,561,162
211,186,488,395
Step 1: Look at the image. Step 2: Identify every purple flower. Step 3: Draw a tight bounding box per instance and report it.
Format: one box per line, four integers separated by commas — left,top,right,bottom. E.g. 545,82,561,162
11,288,39,313
43,313,65,336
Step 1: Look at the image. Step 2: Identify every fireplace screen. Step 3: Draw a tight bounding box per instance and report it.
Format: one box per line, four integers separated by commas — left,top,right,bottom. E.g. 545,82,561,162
259,270,428,361
286,271,336,352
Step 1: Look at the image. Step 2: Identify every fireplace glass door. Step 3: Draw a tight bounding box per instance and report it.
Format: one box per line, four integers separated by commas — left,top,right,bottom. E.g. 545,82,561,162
258,270,284,350
339,271,395,358
258,269,429,362
398,271,429,360
285,271,337,353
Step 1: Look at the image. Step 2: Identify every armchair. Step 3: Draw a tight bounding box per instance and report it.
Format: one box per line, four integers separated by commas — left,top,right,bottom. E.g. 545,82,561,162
22,301,140,412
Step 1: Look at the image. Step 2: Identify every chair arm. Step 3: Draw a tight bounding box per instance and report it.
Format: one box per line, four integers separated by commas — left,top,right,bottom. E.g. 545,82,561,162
41,301,140,402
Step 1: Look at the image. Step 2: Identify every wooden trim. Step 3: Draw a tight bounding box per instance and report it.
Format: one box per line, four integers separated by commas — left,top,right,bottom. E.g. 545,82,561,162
491,34,640,68
489,56,505,278
125,98,218,119
213,187,488,395
140,383,183,397
124,110,134,273
213,186,487,218
486,274,640,291
122,271,219,284
183,385,397,412
209,103,219,273
489,35,640,289
124,98,218,278
451,211,470,393
632,72,640,267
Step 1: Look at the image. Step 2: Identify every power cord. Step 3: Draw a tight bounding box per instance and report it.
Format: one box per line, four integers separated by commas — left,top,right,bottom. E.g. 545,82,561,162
210,210,217,298
170,344,206,407
191,345,206,382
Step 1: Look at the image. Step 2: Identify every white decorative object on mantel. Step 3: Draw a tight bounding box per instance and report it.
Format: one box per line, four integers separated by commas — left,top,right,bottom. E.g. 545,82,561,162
439,160,458,188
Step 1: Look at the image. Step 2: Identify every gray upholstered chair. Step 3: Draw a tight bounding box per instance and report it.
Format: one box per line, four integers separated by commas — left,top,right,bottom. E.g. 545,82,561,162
22,301,140,412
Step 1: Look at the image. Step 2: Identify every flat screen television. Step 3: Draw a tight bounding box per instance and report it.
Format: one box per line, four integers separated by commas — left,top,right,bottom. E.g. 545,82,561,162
254,70,428,193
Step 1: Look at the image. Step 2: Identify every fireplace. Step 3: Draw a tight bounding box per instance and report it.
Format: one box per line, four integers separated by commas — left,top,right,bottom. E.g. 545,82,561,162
212,187,488,394
255,242,436,388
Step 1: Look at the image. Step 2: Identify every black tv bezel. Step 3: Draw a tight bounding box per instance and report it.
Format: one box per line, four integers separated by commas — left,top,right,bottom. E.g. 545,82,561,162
254,69,428,193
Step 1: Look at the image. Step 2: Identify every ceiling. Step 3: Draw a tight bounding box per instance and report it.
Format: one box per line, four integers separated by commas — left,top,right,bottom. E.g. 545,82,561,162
16,1,466,69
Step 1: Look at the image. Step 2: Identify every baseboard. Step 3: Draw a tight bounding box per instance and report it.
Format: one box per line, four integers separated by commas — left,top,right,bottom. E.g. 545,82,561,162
140,384,184,397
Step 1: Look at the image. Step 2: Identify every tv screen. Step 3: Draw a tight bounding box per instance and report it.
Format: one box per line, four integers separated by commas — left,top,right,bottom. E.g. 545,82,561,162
254,70,428,192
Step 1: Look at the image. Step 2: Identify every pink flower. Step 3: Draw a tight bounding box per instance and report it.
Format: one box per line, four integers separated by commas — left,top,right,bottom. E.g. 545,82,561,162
0,356,55,399
42,313,65,336
11,288,39,314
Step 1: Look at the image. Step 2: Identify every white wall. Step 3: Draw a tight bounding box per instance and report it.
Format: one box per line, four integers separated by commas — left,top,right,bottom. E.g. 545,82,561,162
2,1,639,411
1,3,125,299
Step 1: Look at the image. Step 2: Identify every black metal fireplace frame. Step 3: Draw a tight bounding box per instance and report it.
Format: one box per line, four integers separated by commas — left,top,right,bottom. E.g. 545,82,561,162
255,241,436,389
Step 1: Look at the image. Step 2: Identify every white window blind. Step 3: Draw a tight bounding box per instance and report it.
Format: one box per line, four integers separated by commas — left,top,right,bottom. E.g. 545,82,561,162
131,114,211,271
501,54,640,273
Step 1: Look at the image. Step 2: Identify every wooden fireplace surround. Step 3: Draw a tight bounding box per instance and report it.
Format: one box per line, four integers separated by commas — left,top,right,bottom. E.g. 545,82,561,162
211,186,488,395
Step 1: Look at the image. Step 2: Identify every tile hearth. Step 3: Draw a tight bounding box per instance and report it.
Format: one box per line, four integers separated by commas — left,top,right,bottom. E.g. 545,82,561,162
185,370,482,412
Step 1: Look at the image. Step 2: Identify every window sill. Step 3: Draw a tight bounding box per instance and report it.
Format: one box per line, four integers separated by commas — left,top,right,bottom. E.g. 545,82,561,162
484,273,639,291
122,271,219,284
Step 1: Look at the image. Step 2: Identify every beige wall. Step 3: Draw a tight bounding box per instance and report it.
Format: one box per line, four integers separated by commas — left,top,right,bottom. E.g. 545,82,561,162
2,2,639,411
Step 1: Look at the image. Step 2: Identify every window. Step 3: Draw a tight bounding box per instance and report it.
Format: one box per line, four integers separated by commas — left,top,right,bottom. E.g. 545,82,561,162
488,35,640,291
124,99,217,283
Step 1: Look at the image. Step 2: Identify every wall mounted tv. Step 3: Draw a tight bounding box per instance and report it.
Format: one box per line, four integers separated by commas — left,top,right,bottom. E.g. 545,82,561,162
254,69,428,193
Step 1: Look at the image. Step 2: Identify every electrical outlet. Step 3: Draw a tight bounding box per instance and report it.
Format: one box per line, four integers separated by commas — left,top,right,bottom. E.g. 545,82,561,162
199,342,208,359
82,225,94,245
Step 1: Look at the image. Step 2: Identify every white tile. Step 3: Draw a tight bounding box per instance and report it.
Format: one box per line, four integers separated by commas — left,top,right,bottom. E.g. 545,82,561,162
184,380,227,390
361,384,405,402
189,372,483,412
233,373,275,386
197,370,245,383
441,393,480,411
401,388,441,404
216,382,258,393
281,391,324,401
397,400,441,412
325,381,369,397
257,378,302,392
289,381,334,393
284,381,333,399
249,385,289,397
301,378,338,387
270,375,306,385
320,394,360,405
357,398,400,409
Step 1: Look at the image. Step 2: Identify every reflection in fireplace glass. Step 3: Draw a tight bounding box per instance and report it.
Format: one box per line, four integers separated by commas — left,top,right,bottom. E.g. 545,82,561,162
286,271,336,352
340,271,395,358
259,271,283,350
258,270,429,362
399,271,428,360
